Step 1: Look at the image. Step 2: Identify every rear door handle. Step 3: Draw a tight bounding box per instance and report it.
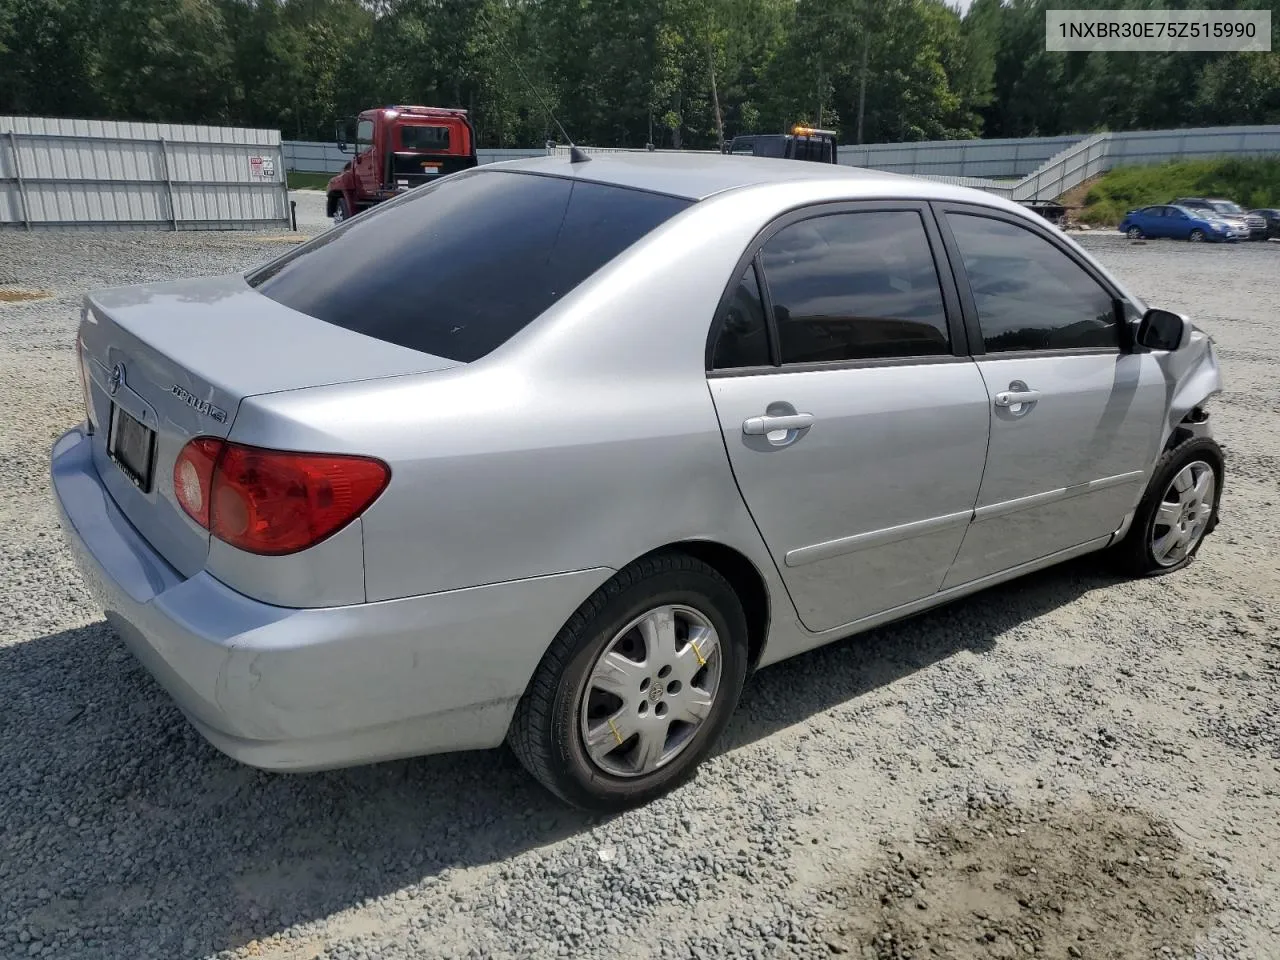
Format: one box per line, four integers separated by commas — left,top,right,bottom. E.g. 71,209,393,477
742,413,815,435
993,389,1042,407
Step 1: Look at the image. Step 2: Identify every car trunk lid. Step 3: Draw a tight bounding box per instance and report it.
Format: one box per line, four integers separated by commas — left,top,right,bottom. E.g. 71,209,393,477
79,273,458,578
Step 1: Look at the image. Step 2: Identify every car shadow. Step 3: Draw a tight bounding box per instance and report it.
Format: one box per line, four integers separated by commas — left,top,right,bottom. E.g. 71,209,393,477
0,558,1119,956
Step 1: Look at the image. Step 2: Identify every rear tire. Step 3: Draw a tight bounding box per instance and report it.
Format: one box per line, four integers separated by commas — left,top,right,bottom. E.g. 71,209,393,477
508,553,749,811
1113,436,1223,577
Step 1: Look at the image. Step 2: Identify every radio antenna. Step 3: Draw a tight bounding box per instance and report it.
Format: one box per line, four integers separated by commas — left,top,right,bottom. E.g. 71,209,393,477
480,12,589,163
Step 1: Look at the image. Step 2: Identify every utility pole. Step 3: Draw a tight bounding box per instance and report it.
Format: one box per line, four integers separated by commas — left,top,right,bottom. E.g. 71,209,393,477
816,53,823,127
855,20,869,144
709,38,724,150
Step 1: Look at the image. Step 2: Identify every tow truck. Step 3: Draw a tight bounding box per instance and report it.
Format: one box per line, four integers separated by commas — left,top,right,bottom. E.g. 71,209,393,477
327,105,478,223
723,126,838,164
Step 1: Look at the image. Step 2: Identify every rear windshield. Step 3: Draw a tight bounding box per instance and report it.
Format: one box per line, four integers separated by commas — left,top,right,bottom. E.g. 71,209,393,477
753,137,788,158
400,125,451,152
792,138,833,163
248,170,691,362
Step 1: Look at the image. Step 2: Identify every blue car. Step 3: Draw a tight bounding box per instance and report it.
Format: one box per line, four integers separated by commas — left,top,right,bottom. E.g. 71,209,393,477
1118,204,1245,242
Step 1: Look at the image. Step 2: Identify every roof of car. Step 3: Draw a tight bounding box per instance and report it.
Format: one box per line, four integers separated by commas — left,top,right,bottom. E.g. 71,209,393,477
485,151,993,204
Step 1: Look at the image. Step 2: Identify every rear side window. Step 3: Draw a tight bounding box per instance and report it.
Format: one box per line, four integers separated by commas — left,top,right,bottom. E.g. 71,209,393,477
758,211,951,364
248,171,691,362
709,264,770,369
946,213,1120,353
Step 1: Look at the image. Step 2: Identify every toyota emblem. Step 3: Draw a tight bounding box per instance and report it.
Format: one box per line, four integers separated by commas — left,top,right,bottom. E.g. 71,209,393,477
109,363,124,396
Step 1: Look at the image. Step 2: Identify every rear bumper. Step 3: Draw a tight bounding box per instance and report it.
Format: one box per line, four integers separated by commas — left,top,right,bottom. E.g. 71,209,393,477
51,426,612,771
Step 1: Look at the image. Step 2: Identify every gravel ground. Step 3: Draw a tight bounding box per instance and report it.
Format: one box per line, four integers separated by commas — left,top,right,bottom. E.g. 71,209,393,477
1,211,1278,960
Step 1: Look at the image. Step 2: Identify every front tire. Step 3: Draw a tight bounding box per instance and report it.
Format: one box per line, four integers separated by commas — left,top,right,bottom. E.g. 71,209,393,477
508,553,749,811
1188,229,1205,242
332,196,352,225
1114,436,1223,576
1126,226,1143,239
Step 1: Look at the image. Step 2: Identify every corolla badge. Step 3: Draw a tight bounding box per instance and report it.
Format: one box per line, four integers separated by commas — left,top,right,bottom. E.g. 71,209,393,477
109,363,124,396
170,384,228,424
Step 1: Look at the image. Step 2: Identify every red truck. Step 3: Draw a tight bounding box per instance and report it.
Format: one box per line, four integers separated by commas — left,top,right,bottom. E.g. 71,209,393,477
327,105,478,223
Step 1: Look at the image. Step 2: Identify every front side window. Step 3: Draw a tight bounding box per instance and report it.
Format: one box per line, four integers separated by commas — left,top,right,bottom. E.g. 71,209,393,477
248,170,691,362
758,211,951,364
946,213,1121,353
356,119,374,149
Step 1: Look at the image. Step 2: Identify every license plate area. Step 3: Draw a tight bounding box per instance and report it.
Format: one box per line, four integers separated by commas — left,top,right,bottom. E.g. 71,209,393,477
108,404,156,493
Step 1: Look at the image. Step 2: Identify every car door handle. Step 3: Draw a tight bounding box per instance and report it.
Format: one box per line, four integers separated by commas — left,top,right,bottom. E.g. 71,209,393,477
993,389,1042,407
742,413,815,435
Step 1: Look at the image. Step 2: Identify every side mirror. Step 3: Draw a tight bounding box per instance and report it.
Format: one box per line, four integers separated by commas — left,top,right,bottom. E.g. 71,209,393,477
1136,308,1191,351
335,119,354,154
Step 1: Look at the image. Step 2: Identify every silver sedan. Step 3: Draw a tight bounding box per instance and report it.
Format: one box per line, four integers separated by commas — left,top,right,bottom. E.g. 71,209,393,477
52,154,1224,810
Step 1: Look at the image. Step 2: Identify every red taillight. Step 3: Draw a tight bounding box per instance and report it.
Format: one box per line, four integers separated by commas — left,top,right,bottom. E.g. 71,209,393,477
173,437,222,528
173,438,390,556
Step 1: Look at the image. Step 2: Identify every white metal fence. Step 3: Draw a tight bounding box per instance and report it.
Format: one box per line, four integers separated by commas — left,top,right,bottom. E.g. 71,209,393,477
838,135,1082,179
283,140,544,174
551,124,1280,205
917,124,1280,202
1,116,290,231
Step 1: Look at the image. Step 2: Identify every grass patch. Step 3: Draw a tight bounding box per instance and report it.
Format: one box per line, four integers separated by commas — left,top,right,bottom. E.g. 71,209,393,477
286,171,334,191
1076,156,1280,226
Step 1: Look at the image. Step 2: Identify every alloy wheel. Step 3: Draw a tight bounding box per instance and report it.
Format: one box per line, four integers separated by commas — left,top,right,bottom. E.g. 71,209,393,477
578,604,723,778
1151,460,1215,567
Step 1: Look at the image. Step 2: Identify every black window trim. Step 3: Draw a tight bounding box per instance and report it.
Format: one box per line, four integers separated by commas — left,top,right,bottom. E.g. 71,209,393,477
705,199,971,377
930,200,1135,359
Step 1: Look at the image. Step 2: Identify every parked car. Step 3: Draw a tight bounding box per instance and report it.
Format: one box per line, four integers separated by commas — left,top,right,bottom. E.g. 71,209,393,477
1172,197,1268,240
1119,204,1246,242
53,155,1224,810
1248,208,1280,239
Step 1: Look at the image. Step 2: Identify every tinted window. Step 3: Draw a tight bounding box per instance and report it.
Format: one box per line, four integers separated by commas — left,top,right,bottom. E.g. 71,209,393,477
1143,206,1164,217
248,170,691,362
947,213,1120,353
399,125,450,152
730,139,756,156
753,137,787,158
759,211,950,364
792,139,832,163
709,264,770,369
